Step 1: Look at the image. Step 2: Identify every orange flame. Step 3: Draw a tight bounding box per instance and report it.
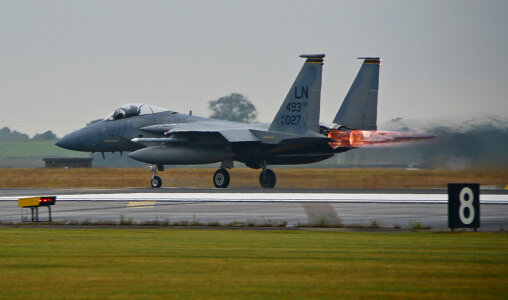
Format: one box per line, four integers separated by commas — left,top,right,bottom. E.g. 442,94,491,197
328,129,364,149
328,129,433,149
349,130,364,147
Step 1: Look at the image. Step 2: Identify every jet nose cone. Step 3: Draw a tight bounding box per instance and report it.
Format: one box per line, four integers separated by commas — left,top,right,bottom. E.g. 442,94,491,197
55,135,73,150
56,131,85,151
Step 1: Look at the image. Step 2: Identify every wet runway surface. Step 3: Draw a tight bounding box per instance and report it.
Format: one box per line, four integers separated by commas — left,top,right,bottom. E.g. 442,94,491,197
1,187,507,196
1,188,507,231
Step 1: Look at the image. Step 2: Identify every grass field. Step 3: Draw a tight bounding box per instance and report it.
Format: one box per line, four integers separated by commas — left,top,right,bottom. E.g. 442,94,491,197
0,140,88,168
0,140,86,159
0,167,507,189
0,228,506,299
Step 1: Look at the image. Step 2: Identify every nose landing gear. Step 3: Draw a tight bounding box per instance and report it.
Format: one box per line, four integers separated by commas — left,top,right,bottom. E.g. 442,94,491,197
151,176,162,188
150,164,163,188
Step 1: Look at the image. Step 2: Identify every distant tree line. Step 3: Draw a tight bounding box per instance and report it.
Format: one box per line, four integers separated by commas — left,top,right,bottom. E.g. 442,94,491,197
0,127,58,141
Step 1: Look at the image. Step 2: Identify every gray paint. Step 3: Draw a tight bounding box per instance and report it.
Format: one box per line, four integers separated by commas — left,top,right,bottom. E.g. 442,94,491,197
269,55,324,134
334,58,380,130
128,145,233,165
57,55,337,168
56,55,426,178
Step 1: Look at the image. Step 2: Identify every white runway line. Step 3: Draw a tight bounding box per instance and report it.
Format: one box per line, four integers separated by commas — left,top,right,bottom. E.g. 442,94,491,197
0,193,507,204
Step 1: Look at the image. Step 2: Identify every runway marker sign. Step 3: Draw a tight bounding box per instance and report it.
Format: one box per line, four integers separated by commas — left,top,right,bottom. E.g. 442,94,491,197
18,196,56,222
448,184,480,231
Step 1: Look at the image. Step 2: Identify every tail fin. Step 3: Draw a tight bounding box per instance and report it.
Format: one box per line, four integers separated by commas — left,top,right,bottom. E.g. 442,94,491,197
268,54,324,134
333,57,380,130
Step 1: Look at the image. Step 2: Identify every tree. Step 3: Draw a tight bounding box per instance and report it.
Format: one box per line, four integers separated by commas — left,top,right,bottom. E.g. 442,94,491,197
32,130,58,141
208,93,258,123
0,127,29,140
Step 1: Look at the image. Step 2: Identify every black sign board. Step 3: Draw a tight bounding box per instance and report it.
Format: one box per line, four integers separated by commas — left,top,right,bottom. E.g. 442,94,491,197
448,183,480,230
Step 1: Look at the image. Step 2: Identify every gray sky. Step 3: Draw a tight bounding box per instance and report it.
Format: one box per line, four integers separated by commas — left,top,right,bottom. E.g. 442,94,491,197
1,0,507,137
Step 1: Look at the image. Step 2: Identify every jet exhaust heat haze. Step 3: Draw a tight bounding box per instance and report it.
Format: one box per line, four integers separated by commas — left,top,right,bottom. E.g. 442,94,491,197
57,55,432,188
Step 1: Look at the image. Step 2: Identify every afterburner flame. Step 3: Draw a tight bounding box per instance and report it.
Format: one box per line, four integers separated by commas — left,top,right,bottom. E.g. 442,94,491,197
349,130,364,147
328,129,364,149
328,129,433,149
328,129,345,149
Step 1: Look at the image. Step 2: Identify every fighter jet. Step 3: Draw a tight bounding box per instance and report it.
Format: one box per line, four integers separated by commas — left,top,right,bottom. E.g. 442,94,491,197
57,54,430,188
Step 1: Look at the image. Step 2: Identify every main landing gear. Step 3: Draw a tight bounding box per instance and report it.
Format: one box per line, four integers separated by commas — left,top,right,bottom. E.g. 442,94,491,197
259,165,276,189
212,161,277,189
150,164,163,188
213,167,276,189
213,160,232,188
213,168,230,188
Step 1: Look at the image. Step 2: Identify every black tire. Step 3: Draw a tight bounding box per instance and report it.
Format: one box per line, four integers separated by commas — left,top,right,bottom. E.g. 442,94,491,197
151,176,162,188
213,169,230,188
259,169,276,188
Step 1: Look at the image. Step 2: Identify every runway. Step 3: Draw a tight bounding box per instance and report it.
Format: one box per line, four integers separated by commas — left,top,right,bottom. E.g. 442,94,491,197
0,188,507,231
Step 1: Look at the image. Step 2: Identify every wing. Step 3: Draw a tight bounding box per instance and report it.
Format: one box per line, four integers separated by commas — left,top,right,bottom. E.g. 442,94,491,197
132,121,261,146
133,120,331,147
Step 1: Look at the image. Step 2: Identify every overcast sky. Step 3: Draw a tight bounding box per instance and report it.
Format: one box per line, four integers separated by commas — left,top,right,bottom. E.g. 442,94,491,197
1,0,507,136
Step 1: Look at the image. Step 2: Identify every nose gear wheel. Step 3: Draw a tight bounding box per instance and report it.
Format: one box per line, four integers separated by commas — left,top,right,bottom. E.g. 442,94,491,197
151,176,162,188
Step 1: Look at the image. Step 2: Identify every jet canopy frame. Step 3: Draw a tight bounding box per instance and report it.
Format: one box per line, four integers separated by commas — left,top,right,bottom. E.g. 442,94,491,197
104,103,168,121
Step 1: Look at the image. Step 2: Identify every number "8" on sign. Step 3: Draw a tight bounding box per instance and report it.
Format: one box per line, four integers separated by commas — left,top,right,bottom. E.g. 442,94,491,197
459,187,475,225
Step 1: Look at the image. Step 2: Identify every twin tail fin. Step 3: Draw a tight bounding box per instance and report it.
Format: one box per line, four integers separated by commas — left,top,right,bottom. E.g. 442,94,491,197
268,54,324,135
333,57,380,130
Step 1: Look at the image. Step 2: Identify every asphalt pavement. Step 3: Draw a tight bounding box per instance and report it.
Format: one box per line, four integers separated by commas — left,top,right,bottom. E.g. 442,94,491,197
0,188,506,231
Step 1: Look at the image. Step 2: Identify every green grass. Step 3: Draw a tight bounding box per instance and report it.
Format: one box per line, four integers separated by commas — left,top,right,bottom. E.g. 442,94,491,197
0,228,507,299
0,140,87,159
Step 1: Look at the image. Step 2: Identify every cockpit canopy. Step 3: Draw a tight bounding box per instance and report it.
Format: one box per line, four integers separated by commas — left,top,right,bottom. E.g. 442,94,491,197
104,103,168,121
